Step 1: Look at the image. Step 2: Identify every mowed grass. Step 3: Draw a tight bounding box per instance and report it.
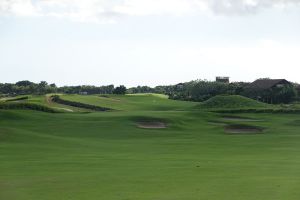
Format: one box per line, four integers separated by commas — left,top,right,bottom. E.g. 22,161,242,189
60,93,198,111
1,95,300,200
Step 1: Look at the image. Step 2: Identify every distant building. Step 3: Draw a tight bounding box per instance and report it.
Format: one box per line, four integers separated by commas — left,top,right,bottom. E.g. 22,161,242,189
248,79,291,90
216,76,230,83
245,79,293,103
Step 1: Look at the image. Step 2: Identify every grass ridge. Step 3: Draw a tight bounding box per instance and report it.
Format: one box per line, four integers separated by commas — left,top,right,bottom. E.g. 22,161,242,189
51,95,113,111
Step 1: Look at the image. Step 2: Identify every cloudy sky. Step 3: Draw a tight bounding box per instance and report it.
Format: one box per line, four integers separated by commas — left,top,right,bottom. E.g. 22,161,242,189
1,0,300,86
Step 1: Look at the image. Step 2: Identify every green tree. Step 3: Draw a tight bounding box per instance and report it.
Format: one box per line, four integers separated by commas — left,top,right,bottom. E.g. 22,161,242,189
16,80,34,87
113,85,127,95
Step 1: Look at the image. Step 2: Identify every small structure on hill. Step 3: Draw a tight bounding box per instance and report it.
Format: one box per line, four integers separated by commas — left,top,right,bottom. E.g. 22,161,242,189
216,76,230,83
244,79,294,104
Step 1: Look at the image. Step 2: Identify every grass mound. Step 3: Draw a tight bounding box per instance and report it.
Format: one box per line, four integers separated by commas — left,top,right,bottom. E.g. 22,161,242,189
198,95,269,110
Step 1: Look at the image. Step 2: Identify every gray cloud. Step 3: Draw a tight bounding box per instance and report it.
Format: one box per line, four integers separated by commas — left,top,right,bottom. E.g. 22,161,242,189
205,0,300,15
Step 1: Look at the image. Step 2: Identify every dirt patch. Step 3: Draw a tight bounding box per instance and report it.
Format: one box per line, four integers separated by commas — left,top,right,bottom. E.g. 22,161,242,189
137,122,167,129
224,124,264,134
45,95,53,105
222,115,262,122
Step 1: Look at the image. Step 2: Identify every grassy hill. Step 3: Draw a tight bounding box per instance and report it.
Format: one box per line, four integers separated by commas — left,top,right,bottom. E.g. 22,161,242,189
1,94,300,200
198,95,272,110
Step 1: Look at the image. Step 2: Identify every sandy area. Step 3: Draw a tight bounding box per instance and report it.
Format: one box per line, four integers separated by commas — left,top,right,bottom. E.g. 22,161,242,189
137,122,167,129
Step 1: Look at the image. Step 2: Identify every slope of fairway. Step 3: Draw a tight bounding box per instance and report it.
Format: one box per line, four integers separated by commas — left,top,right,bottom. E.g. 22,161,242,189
1,109,300,200
60,93,198,111
198,95,271,110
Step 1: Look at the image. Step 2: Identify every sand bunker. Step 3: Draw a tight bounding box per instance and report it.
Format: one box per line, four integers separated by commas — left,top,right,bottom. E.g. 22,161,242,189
137,122,167,129
224,124,264,134
222,115,262,122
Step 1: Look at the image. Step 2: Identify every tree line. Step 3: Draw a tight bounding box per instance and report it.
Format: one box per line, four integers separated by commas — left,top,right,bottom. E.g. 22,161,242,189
127,80,299,104
0,81,126,96
1,80,298,104
127,81,249,101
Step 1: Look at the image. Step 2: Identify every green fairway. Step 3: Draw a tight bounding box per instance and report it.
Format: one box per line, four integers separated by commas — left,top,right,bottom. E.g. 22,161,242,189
1,94,300,200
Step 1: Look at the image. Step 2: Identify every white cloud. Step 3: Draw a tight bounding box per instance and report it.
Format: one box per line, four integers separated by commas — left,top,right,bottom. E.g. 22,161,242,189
0,0,37,16
34,0,122,23
0,0,299,22
114,0,196,16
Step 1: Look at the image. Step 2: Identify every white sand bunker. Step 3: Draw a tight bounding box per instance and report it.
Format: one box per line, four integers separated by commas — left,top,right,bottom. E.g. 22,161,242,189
225,124,264,134
137,122,167,129
222,115,262,122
